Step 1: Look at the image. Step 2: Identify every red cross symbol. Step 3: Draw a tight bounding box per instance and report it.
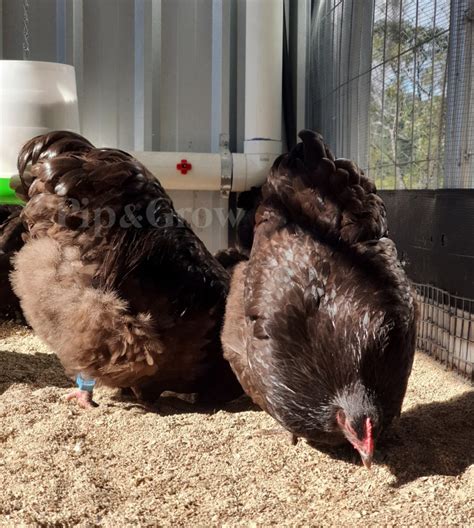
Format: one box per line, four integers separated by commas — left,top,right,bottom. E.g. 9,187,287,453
176,159,192,174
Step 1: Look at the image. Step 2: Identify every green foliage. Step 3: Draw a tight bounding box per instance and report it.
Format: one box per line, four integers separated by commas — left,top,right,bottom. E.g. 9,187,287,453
369,17,449,189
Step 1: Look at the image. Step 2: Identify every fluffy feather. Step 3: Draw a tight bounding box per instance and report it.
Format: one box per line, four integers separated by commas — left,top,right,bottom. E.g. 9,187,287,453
11,131,242,403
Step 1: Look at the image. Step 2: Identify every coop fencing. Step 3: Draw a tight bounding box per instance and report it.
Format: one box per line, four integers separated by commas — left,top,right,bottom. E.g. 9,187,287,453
309,0,474,381
415,284,474,381
369,0,451,191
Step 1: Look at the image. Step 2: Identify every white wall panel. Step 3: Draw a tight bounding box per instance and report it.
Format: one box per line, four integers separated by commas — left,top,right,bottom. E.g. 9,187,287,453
0,0,235,251
160,0,213,152
82,0,135,149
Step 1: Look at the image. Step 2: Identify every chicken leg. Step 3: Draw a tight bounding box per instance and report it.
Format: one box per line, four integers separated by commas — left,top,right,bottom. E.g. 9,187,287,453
66,374,98,409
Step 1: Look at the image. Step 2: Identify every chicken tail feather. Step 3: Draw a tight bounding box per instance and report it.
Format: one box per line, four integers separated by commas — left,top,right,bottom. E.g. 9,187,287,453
16,131,95,200
264,129,387,244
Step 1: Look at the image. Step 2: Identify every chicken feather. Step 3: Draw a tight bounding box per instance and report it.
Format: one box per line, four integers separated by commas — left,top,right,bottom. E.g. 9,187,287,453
11,131,242,404
221,130,417,466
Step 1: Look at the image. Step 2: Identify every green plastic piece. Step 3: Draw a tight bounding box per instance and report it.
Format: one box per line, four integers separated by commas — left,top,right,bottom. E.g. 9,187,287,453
0,177,24,205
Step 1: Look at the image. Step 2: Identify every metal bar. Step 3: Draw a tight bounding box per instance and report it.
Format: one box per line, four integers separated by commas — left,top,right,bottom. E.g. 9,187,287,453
227,0,238,153
444,0,470,188
211,0,231,154
367,0,378,180
437,45,449,188
426,0,439,188
337,1,344,153
461,298,467,369
409,0,420,190
346,0,354,158
380,0,389,189
393,0,403,190
56,0,66,63
460,0,474,187
211,0,224,153
134,0,153,151
467,309,473,374
150,0,161,151
291,0,310,135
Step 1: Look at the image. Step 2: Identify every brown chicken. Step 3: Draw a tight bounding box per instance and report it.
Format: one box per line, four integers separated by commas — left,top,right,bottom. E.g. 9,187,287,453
221,130,417,469
0,205,25,320
235,187,262,255
11,131,242,408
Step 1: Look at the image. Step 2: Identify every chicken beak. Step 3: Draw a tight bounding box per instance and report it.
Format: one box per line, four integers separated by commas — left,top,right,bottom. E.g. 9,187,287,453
360,451,373,470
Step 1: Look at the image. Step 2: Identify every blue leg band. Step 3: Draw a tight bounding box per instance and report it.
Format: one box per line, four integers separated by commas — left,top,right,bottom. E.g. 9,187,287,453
76,374,96,392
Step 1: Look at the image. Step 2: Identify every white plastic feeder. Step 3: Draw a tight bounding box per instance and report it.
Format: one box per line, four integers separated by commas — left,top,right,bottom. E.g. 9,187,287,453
0,0,283,199
0,60,79,203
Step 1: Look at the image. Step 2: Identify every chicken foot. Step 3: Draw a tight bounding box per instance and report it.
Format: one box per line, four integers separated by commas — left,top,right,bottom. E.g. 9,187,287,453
66,374,98,409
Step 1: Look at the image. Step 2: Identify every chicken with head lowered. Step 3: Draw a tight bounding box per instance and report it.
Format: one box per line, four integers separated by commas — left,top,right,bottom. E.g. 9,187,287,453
221,130,417,469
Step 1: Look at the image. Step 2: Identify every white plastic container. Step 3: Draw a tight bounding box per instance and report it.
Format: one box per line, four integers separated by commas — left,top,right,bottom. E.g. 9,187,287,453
0,60,79,203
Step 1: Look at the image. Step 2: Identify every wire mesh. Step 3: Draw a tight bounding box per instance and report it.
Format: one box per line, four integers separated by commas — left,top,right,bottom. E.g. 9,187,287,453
310,0,473,189
369,0,450,190
309,0,374,169
415,283,474,382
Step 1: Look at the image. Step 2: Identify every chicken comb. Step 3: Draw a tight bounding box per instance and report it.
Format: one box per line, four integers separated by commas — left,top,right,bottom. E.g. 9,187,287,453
364,417,374,454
